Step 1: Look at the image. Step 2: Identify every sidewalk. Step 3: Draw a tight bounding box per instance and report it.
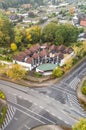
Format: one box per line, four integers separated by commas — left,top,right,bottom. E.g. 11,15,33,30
32,125,64,130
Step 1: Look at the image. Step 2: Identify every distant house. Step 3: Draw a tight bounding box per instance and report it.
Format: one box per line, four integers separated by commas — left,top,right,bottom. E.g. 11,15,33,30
13,44,74,71
23,18,39,24
21,4,32,9
9,14,19,22
7,8,17,13
78,33,86,41
80,19,86,27
72,15,79,25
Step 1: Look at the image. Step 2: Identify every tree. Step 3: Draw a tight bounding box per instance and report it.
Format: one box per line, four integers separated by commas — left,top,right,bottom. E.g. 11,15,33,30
72,118,86,130
26,25,41,43
0,62,6,75
55,24,79,45
0,13,14,47
14,27,25,46
6,64,26,80
82,40,86,53
11,43,17,51
64,58,73,71
55,33,64,45
81,86,86,95
52,67,63,78
69,6,75,15
73,42,86,58
42,23,57,43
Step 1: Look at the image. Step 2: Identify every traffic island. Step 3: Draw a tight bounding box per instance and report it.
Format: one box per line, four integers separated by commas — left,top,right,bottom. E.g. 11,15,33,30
77,77,86,110
0,91,7,127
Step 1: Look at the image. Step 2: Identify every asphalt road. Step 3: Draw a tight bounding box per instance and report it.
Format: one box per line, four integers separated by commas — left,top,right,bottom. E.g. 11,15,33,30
0,59,86,130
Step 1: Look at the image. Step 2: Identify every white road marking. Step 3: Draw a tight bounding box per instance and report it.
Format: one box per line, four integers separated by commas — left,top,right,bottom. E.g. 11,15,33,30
24,98,28,100
51,113,55,116
18,96,22,98
16,108,45,124
14,117,18,120
34,103,37,106
40,106,44,109
25,125,31,130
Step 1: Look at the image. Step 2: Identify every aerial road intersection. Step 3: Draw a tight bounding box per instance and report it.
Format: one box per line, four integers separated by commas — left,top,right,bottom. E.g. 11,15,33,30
0,60,86,130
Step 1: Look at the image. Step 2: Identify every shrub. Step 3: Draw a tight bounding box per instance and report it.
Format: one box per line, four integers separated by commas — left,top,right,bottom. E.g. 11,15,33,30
34,72,42,78
52,67,63,78
81,86,86,95
81,80,86,95
72,118,86,130
11,43,17,51
0,91,6,99
6,64,26,80
0,106,7,126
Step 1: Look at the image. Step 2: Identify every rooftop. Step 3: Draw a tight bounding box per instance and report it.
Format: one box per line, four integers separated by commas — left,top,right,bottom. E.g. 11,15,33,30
37,63,57,72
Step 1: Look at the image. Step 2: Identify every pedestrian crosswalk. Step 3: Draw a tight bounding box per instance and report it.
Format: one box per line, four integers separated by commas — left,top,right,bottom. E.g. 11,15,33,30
78,68,86,79
62,62,86,83
69,77,80,90
1,105,16,130
0,90,17,130
67,94,86,118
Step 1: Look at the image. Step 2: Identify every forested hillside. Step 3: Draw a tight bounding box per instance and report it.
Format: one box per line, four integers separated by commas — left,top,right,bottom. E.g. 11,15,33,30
0,0,44,9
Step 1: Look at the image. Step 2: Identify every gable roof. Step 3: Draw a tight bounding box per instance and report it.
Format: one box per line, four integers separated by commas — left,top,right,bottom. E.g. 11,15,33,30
32,53,39,59
24,50,31,55
40,50,48,57
58,45,65,51
64,47,73,54
13,55,24,62
49,44,56,51
26,57,33,64
55,52,64,59
29,46,36,53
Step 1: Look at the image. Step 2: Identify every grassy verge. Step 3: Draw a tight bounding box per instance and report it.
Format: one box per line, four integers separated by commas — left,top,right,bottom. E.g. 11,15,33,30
61,125,72,130
81,80,86,95
0,105,7,126
0,91,6,100
0,91,7,127
79,100,86,111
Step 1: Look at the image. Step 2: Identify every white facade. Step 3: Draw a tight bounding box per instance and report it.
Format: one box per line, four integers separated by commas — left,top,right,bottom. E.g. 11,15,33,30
13,60,32,70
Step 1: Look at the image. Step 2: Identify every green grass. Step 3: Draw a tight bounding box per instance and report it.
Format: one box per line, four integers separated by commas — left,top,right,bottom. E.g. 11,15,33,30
81,80,86,95
0,91,7,127
34,72,42,78
0,106,7,126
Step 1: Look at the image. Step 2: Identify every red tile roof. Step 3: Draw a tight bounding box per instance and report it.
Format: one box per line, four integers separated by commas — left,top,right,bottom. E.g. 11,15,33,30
58,45,65,52
40,50,48,57
29,44,40,53
55,52,64,59
43,43,49,48
80,20,86,27
49,45,56,51
26,57,33,64
19,52,27,57
64,47,73,54
24,50,31,55
29,46,36,53
41,43,49,49
34,44,40,50
32,53,39,59
14,55,24,61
